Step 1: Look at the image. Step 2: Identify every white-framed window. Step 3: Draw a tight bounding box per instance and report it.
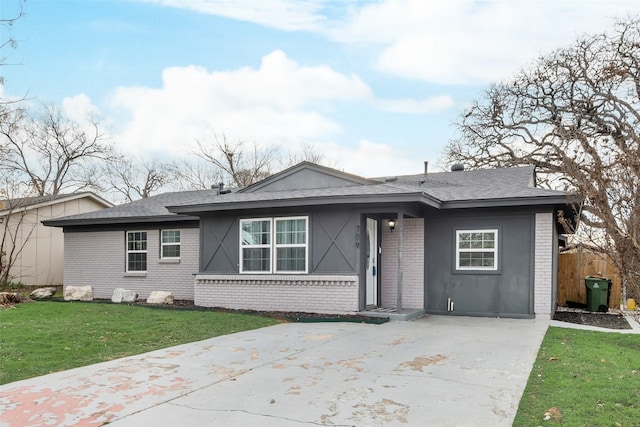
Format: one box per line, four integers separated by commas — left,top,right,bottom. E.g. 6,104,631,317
456,229,498,271
126,231,147,272
240,218,271,272
161,230,181,259
275,217,308,273
240,216,308,273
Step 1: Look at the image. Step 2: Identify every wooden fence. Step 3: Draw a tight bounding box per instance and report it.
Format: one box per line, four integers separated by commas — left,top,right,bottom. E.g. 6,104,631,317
557,249,622,308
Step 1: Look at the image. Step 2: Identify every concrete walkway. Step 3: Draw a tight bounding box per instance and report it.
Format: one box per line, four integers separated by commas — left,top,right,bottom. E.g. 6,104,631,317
0,316,550,427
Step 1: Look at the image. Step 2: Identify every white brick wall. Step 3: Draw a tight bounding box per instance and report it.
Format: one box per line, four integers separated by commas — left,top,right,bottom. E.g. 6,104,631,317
195,274,359,314
534,212,554,318
64,228,199,300
380,218,424,309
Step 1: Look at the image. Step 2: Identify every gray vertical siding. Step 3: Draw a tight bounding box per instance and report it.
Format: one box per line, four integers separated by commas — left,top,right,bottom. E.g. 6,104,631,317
199,207,360,275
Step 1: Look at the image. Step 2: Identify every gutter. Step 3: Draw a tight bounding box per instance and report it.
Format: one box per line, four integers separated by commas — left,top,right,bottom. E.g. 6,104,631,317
42,214,200,228
439,195,571,209
167,192,435,214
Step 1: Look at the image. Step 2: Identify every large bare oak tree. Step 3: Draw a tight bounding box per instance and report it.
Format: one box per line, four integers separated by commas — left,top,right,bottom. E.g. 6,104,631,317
445,16,640,299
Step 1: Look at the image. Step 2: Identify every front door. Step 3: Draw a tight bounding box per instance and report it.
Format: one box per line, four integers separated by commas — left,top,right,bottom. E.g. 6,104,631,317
366,218,378,306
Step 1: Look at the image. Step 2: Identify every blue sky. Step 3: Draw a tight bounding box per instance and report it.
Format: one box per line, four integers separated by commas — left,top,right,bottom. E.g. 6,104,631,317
1,0,638,176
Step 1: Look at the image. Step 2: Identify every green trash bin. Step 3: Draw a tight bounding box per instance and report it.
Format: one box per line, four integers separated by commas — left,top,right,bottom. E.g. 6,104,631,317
584,276,611,312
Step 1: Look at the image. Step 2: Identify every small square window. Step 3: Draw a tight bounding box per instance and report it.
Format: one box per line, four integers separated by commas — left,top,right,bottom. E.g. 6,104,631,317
456,229,498,271
161,230,181,258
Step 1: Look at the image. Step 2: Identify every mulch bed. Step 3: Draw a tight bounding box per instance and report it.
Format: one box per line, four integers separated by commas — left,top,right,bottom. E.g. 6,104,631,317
553,310,632,330
150,301,390,324
41,298,389,324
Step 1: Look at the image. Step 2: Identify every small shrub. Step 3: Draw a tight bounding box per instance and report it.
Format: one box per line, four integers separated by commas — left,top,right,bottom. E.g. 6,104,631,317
0,280,25,291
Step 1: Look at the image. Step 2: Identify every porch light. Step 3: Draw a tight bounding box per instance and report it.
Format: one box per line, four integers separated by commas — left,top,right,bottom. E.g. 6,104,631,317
388,219,396,232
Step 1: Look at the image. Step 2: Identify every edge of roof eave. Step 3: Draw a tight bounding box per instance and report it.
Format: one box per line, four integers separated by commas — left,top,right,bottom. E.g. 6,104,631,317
439,195,572,209
0,192,113,217
42,214,200,228
167,192,439,214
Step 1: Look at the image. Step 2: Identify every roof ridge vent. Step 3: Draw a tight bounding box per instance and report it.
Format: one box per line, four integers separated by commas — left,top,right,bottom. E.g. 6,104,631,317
384,177,398,182
451,163,465,172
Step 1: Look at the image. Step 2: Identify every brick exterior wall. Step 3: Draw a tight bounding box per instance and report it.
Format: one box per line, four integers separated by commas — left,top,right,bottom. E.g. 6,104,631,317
534,212,554,317
380,218,424,309
64,228,199,300
194,274,359,314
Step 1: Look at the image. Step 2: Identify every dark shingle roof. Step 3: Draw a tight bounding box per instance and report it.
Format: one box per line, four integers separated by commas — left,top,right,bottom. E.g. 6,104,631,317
45,165,570,226
42,189,220,226
168,166,567,214
391,166,565,202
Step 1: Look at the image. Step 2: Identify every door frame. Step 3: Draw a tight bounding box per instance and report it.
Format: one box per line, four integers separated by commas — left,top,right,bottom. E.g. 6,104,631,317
365,217,380,306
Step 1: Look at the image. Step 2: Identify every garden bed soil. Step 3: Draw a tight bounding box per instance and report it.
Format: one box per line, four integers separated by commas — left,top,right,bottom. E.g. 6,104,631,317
553,310,632,330
38,299,390,324
148,301,390,324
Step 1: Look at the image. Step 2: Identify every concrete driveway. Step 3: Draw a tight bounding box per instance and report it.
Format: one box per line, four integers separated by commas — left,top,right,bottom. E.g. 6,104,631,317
0,316,549,426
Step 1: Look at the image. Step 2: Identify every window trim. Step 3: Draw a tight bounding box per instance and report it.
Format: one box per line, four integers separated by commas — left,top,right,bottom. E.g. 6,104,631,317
274,216,309,274
126,231,148,273
239,216,309,274
455,229,498,271
239,217,272,274
160,229,181,260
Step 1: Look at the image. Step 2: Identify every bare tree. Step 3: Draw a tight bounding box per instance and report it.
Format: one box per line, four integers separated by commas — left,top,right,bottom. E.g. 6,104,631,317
281,143,338,169
167,158,226,191
0,103,113,196
0,176,36,287
445,16,640,298
0,0,24,87
103,155,172,203
169,135,339,191
193,133,278,188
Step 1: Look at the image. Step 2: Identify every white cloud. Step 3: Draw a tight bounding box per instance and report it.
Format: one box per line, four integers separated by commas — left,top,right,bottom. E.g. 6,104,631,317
337,0,640,84
110,50,372,155
139,0,640,85
377,95,453,114
310,139,420,177
139,0,330,31
62,94,100,123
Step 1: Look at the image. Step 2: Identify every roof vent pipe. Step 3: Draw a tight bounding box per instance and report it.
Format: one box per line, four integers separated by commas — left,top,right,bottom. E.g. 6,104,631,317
424,161,429,176
451,163,465,172
211,182,225,195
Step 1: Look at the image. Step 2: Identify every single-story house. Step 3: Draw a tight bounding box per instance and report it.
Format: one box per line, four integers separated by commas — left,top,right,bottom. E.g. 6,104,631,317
1,192,112,286
44,162,576,319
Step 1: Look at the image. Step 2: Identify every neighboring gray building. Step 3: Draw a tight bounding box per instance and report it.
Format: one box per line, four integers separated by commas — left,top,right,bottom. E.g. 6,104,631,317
1,192,112,287
44,162,576,319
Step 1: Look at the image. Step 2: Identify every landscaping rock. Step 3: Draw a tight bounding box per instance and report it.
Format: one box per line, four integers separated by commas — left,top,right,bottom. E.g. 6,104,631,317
30,287,57,299
147,291,174,305
0,292,30,306
64,285,94,301
111,288,137,303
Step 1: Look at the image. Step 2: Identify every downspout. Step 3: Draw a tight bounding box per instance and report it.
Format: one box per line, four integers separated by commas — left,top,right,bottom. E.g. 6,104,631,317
396,212,404,313
552,212,559,317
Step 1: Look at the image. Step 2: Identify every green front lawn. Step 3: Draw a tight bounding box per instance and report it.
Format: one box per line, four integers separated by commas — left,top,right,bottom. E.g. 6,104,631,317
0,301,279,385
514,327,640,426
